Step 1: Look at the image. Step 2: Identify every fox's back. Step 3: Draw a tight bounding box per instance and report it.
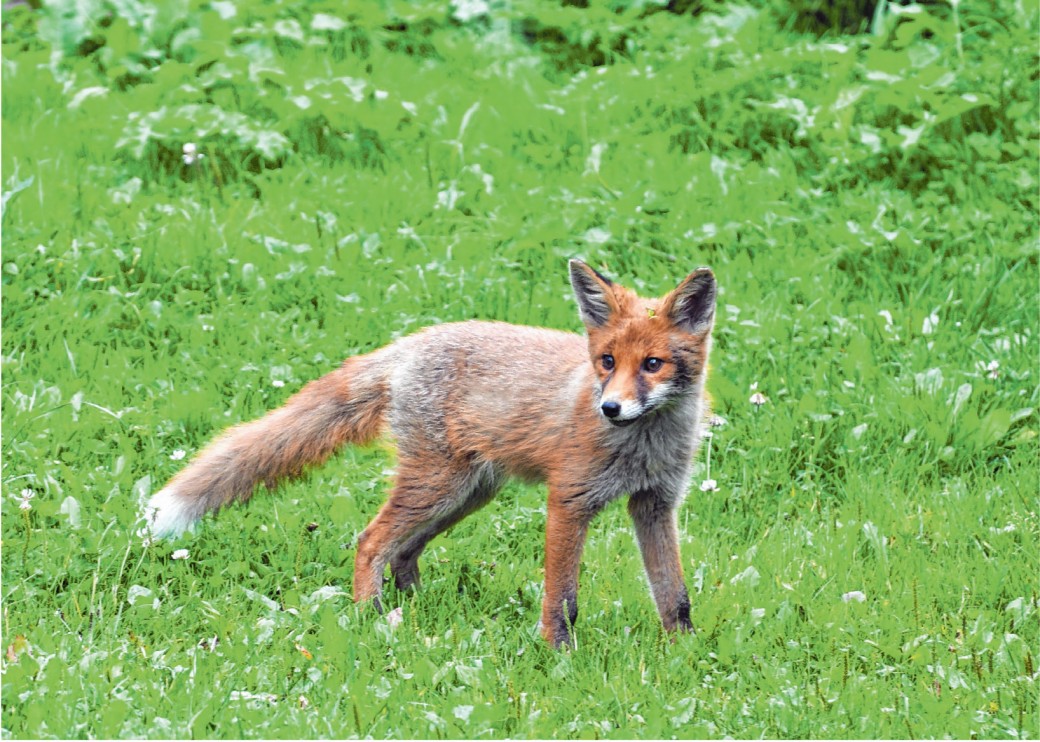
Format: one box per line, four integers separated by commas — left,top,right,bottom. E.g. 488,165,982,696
382,321,598,478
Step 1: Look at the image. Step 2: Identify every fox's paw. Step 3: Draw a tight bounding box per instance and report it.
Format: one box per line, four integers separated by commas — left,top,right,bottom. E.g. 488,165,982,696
143,486,196,538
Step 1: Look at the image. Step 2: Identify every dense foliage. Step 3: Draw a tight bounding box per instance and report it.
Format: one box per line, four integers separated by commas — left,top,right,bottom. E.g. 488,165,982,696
2,1,1036,738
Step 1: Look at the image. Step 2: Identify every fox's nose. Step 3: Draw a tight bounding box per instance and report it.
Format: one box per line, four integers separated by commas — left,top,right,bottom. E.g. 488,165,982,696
601,401,621,418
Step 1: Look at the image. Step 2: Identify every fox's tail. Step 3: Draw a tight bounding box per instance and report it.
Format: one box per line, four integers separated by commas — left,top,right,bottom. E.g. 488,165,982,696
144,355,389,537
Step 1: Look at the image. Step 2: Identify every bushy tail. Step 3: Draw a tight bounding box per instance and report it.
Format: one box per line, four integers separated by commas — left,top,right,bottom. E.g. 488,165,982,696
144,355,389,537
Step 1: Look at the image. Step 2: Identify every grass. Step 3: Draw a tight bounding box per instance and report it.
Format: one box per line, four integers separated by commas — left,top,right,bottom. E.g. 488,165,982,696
2,0,1037,738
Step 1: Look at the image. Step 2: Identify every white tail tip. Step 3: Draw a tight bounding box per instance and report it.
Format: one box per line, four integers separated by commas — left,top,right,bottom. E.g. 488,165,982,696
143,486,196,538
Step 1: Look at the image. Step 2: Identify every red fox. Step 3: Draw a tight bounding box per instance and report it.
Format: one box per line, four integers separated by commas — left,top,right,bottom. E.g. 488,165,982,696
146,259,717,647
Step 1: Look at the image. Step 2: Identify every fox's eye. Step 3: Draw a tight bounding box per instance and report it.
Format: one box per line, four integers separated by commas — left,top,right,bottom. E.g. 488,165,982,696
643,357,664,373
601,354,615,371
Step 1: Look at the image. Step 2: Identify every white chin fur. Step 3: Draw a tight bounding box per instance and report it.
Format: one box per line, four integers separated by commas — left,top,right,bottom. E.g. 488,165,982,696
143,487,196,538
604,398,643,422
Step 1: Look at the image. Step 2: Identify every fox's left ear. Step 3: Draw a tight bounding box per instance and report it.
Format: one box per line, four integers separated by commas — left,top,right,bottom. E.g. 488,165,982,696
661,268,716,334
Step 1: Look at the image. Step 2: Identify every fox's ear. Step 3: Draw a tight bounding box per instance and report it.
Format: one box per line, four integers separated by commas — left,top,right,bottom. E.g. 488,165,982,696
569,259,618,330
662,268,716,334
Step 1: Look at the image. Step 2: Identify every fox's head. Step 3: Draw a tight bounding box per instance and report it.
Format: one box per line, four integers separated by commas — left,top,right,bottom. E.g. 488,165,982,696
569,259,716,427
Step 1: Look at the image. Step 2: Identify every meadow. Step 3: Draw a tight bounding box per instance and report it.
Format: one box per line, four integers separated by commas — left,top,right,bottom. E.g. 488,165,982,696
2,0,1037,738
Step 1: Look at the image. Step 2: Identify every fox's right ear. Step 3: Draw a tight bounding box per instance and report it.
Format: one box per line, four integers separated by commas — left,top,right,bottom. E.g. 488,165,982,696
569,259,617,330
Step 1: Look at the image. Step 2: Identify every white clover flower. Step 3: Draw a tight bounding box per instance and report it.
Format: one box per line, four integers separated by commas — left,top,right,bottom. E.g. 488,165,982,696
981,360,1000,380
386,606,404,628
171,548,190,560
182,142,205,166
699,479,719,493
170,449,186,461
842,590,866,603
749,392,768,406
272,380,285,388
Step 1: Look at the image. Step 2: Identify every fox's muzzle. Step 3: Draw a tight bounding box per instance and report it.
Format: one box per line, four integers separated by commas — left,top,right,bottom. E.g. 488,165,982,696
599,396,643,425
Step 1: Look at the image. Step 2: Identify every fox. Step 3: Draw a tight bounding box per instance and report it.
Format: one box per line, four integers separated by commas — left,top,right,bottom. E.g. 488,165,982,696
145,259,717,647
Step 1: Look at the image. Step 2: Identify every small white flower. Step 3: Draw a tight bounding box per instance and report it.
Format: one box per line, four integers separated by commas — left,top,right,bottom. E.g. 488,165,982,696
749,381,759,391
842,590,867,603
182,142,205,166
699,479,719,492
272,380,285,388
16,488,34,511
749,392,768,406
708,415,727,428
170,449,186,461
922,310,939,335
171,548,190,560
981,360,999,380
386,606,404,628
298,695,310,709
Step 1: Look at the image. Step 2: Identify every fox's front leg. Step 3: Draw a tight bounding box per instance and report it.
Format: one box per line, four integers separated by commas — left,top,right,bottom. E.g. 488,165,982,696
541,494,592,648
628,490,693,633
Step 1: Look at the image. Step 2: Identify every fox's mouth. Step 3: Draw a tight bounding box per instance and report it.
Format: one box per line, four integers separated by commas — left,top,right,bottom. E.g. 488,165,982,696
603,397,678,427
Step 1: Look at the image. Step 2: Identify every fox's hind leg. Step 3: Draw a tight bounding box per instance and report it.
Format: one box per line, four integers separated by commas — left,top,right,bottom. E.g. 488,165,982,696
353,459,501,606
390,464,502,591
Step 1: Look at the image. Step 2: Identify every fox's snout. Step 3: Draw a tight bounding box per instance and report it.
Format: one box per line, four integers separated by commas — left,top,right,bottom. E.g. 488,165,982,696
598,394,647,426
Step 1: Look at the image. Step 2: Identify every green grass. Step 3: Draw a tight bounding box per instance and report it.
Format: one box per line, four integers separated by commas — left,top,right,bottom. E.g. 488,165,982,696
2,0,1037,738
